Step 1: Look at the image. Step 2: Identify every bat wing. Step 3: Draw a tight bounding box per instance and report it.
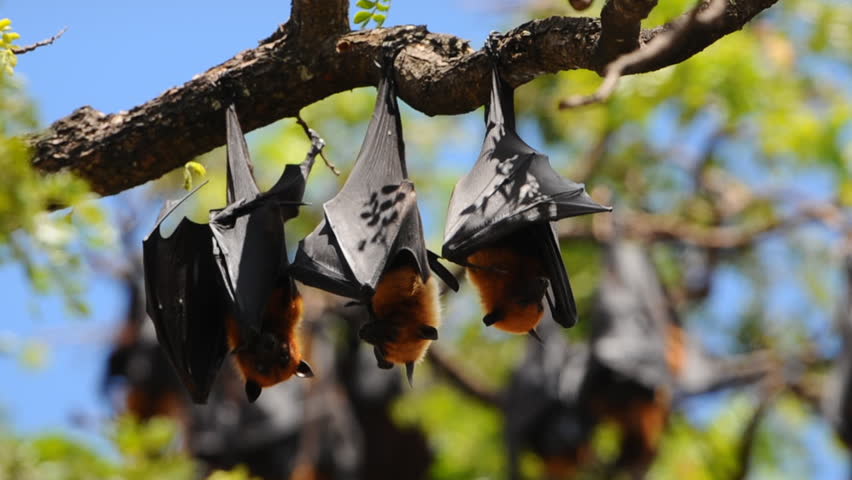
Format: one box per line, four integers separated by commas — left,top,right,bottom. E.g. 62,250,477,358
532,222,578,327
591,240,674,391
443,69,610,259
210,105,318,336
143,210,229,404
291,75,431,297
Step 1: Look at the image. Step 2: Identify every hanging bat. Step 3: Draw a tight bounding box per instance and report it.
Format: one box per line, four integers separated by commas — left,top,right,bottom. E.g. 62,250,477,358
505,320,595,480
441,68,611,338
144,104,323,403
290,70,458,384
579,239,681,476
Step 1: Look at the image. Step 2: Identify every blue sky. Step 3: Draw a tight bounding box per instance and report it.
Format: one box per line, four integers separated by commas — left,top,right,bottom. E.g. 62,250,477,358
1,0,848,478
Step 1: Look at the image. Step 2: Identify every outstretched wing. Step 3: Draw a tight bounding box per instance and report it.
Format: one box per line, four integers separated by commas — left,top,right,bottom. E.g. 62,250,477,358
143,205,229,404
291,75,431,298
443,69,610,260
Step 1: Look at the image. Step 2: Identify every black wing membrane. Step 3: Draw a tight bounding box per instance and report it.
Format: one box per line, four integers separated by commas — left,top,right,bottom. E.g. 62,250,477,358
143,199,229,404
530,222,577,327
210,105,292,335
291,74,434,299
442,68,609,328
443,69,610,258
590,240,675,392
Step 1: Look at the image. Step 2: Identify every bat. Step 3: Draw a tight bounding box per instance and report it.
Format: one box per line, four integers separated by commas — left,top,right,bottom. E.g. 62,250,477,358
143,104,323,403
579,239,681,476
441,68,611,338
290,70,458,384
504,320,595,480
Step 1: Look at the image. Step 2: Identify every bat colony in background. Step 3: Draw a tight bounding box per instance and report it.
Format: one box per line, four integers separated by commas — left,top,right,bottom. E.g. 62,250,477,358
143,64,611,403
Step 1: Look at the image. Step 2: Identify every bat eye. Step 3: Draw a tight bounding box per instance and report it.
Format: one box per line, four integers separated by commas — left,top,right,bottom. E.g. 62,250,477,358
279,352,291,366
256,363,269,375
261,335,277,352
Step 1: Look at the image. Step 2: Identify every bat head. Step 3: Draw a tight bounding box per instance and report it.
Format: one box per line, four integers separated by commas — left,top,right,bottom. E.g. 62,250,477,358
234,331,314,402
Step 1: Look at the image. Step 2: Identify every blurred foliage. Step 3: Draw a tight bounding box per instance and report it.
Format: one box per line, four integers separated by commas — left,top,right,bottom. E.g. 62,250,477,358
0,416,257,480
0,18,113,318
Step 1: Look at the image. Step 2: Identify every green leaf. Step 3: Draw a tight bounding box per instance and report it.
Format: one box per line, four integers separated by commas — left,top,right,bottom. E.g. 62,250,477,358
356,0,376,9
375,2,390,11
372,13,387,26
353,11,372,24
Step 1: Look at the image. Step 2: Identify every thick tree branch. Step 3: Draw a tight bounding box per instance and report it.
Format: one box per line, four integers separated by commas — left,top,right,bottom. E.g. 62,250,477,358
289,0,350,41
27,0,779,197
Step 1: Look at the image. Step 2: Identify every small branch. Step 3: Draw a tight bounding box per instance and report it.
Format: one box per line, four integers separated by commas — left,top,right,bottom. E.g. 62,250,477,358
559,199,848,249
560,0,731,109
426,345,504,408
730,389,775,480
295,115,340,175
12,27,68,55
595,0,660,66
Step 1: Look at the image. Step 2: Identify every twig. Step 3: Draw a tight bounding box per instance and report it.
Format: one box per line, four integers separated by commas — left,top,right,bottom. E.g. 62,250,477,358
295,115,340,175
12,27,68,55
426,345,504,408
731,388,776,480
559,0,727,109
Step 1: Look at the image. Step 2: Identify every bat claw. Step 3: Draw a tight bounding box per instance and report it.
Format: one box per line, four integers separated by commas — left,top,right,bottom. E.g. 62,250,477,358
405,362,415,387
528,328,543,344
374,346,393,369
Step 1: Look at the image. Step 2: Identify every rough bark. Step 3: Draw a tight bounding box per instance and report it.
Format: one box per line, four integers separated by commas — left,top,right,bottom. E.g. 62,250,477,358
27,0,779,197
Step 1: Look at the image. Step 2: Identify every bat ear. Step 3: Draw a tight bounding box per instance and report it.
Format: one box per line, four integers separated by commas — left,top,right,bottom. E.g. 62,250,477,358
418,325,439,340
295,360,314,378
528,328,543,344
483,311,503,327
374,346,394,370
245,380,262,403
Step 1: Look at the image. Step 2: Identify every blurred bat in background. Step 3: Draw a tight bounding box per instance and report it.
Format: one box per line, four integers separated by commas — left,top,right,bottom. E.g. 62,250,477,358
290,67,458,384
441,68,610,339
144,105,323,403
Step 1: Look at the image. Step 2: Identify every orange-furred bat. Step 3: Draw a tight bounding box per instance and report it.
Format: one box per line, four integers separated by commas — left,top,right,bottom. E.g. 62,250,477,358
143,104,325,403
227,278,314,403
290,64,458,384
360,258,441,372
465,230,548,336
441,68,610,337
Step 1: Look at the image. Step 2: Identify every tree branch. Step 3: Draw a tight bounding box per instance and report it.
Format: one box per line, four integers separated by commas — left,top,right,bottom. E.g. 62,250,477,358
559,200,847,249
27,0,779,198
730,390,774,480
595,0,659,66
426,345,504,408
12,27,67,55
561,0,733,108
